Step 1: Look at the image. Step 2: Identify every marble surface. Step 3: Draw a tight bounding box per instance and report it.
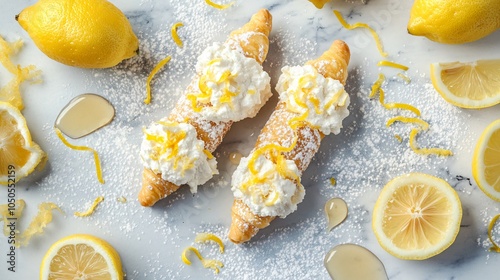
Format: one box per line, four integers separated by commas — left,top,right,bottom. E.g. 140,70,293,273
1,0,500,279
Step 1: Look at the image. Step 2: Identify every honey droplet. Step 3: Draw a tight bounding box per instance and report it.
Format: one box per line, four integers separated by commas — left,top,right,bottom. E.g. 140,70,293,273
324,244,388,280
324,197,347,231
229,151,243,165
55,94,115,139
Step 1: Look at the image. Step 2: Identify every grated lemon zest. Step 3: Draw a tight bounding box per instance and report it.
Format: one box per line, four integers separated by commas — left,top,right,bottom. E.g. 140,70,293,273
201,258,224,274
188,63,239,111
171,22,184,47
55,128,104,184
74,196,104,217
264,191,279,206
18,202,63,247
488,214,500,253
409,128,453,156
195,233,225,253
205,0,234,10
386,116,429,130
0,36,42,110
117,196,127,203
145,56,172,104
397,73,411,84
181,246,224,274
394,134,403,142
203,149,215,160
333,10,388,57
377,60,409,71
143,123,196,173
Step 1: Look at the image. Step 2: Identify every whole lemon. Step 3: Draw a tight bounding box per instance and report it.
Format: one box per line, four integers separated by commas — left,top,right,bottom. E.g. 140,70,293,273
16,0,139,68
407,0,500,44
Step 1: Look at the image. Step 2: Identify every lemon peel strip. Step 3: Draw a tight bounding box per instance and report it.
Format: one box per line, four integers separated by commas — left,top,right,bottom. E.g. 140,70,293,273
55,128,104,184
145,56,172,105
330,177,336,186
409,128,453,157
397,73,411,84
171,22,184,48
74,196,104,217
333,10,388,57
379,88,421,116
370,73,385,98
488,214,500,253
377,60,409,71
195,232,225,253
386,116,429,130
205,0,234,10
181,246,224,274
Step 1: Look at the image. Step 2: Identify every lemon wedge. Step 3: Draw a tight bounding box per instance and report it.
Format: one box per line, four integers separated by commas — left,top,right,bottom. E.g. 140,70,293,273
372,173,462,260
0,101,45,184
430,60,500,109
472,119,500,201
40,234,123,280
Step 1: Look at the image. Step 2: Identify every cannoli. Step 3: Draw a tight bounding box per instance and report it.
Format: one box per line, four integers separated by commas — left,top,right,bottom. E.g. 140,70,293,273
139,9,273,207
229,40,350,243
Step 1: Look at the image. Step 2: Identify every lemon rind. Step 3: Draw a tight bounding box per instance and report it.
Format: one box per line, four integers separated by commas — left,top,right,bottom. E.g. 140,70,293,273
472,119,500,201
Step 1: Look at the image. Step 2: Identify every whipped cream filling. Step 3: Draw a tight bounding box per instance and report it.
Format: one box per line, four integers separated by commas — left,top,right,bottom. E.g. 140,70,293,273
189,42,272,123
276,64,350,135
231,152,304,218
140,120,217,193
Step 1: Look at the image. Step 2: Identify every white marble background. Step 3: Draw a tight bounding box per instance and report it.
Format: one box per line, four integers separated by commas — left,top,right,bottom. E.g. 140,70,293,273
1,0,500,279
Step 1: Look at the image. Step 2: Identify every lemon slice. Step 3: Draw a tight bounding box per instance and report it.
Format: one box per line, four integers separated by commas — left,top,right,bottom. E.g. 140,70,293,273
0,101,45,184
430,60,500,109
40,234,123,280
472,119,500,201
372,173,462,260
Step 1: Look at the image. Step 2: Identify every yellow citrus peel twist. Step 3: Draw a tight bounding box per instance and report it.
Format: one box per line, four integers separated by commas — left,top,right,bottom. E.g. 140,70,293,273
409,128,453,156
145,56,172,104
205,0,234,10
181,246,224,274
377,60,409,71
171,22,184,47
55,128,104,184
74,196,104,217
195,232,225,253
333,10,388,57
488,214,500,253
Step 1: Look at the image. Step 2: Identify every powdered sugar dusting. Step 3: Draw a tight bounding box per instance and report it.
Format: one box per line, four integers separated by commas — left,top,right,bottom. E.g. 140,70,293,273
12,0,498,279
